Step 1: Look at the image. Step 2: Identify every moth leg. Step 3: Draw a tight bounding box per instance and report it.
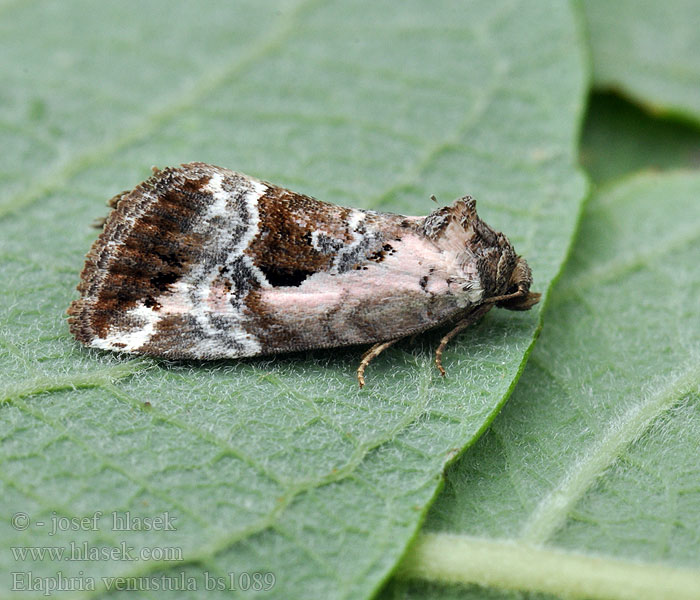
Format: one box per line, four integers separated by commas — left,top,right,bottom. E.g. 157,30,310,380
435,322,471,377
435,306,492,377
357,339,399,388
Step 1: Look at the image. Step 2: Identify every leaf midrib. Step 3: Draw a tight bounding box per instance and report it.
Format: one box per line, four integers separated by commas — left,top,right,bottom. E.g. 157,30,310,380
397,532,700,600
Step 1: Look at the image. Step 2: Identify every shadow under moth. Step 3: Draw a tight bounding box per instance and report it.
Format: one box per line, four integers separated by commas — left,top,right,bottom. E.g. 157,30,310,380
68,163,540,387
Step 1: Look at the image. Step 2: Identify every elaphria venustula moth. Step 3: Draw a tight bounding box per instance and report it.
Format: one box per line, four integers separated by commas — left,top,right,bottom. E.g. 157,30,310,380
68,163,540,387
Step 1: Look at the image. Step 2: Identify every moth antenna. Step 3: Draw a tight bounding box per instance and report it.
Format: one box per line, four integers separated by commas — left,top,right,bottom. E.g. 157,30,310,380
357,339,399,388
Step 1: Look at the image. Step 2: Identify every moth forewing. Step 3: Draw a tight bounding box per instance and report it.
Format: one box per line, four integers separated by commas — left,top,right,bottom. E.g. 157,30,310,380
68,163,539,386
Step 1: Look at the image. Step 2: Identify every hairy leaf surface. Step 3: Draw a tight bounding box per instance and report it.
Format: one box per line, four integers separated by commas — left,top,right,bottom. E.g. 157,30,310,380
393,173,700,600
0,1,586,598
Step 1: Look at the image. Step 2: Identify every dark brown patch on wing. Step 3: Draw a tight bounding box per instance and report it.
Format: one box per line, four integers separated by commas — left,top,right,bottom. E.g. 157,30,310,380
246,186,351,280
367,243,396,263
67,164,216,342
246,185,409,285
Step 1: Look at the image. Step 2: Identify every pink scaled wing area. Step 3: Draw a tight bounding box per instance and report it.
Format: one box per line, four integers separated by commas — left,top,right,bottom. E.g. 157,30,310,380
246,227,472,353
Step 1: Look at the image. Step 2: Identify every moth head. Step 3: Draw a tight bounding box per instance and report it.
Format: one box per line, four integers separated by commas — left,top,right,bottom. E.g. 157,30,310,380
490,256,541,311
423,196,540,311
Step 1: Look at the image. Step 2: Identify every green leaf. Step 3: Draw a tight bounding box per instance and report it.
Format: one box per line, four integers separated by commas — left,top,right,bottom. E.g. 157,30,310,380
391,172,700,599
581,0,700,124
580,93,700,185
0,1,587,598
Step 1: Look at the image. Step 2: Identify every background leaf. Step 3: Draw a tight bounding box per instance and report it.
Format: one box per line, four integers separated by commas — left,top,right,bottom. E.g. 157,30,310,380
580,92,700,184
388,3,700,594
0,1,587,598
390,172,700,599
581,0,700,124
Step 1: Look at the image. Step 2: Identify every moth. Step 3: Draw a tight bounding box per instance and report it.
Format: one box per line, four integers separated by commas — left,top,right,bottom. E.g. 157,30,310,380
68,163,540,387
